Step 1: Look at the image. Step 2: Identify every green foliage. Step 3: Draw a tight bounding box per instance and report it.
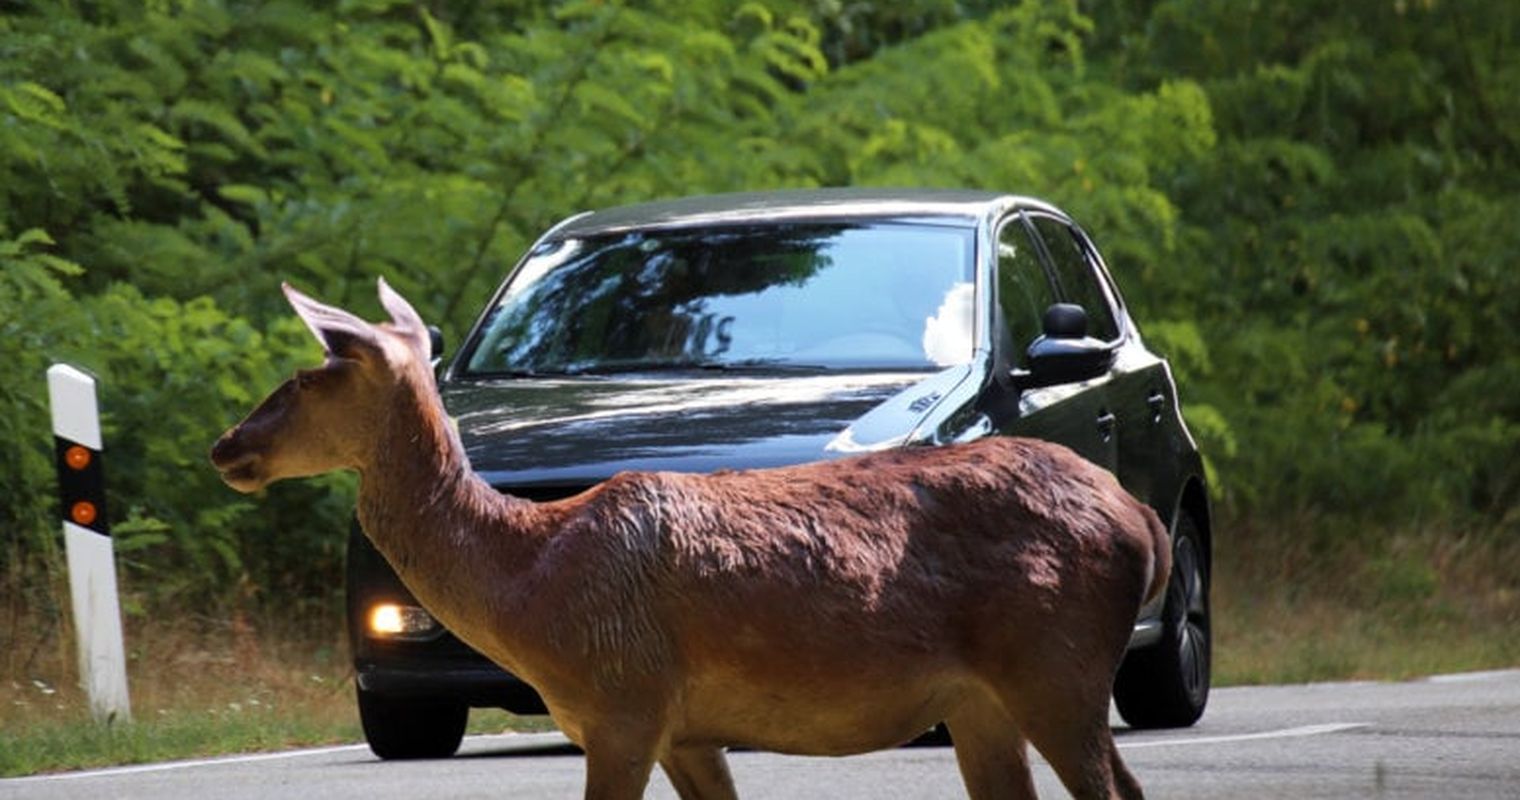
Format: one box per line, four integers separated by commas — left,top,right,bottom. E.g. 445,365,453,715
0,247,339,615
0,228,84,618
2,0,1516,620
75,287,353,612
1126,0,1520,524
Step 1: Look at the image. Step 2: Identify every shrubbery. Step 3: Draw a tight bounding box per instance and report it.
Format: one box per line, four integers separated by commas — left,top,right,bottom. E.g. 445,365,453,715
3,0,1515,622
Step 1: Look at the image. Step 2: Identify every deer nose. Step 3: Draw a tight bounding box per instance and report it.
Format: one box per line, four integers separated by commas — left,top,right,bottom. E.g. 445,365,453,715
209,429,245,469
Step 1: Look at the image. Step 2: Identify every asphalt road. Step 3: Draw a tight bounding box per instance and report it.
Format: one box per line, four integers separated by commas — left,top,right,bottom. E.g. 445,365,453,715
7,669,1519,799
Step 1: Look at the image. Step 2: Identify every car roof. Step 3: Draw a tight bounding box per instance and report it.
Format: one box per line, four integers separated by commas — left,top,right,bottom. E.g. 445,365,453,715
548,188,1055,239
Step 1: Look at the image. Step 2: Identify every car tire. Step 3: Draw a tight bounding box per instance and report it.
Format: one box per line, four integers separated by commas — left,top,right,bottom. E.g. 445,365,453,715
1113,513,1210,729
357,688,468,759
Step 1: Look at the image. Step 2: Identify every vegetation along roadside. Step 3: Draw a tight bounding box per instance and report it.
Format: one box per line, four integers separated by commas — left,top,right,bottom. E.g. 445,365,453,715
3,0,1515,777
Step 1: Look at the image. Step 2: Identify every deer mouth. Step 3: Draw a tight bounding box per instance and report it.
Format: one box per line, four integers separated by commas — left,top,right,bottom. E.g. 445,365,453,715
210,436,266,492
216,458,266,492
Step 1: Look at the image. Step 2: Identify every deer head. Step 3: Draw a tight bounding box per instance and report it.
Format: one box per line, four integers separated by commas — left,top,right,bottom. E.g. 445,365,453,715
211,278,432,493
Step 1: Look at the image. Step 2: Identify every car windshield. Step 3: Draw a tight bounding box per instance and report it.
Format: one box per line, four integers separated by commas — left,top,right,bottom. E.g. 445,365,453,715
460,222,977,376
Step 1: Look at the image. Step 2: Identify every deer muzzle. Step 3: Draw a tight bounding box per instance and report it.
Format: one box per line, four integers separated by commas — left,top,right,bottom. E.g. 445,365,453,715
210,429,265,492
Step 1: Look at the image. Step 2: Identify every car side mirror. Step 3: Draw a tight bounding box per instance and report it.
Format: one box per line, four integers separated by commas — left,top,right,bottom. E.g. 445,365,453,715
1012,304,1114,391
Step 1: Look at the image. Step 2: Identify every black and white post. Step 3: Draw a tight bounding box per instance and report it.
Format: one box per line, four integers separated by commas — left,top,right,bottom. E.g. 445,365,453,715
48,364,131,723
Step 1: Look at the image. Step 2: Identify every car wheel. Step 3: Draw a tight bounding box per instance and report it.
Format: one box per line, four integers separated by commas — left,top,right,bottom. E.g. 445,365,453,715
357,688,468,759
1113,513,1210,729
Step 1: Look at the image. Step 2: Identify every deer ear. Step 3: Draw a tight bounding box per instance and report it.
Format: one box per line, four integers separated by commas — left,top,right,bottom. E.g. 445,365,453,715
376,276,430,356
282,282,382,359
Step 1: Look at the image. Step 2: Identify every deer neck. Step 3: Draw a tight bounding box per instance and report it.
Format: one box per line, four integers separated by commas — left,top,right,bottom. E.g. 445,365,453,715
351,371,550,653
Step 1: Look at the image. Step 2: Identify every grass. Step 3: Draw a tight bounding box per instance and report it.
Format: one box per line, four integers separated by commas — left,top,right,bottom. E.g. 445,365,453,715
1213,513,1520,685
0,611,550,778
3,515,1518,778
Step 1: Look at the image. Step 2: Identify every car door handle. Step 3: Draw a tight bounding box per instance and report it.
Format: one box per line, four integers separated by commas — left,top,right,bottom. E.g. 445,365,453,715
1096,410,1117,441
1146,390,1167,424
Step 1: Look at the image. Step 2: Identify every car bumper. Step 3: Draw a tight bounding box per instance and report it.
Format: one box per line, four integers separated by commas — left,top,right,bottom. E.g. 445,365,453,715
356,657,548,713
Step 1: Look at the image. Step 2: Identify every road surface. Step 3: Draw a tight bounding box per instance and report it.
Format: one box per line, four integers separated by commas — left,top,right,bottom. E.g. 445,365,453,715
7,669,1519,799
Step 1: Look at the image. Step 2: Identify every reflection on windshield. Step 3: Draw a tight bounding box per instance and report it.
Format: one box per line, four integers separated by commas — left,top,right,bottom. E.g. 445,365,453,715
463,222,976,375
922,281,975,367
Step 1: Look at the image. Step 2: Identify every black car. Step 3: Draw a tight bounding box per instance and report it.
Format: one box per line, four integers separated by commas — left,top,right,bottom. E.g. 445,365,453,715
347,188,1213,759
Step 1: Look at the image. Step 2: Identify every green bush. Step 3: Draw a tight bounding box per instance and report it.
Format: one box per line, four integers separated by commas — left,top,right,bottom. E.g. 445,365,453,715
2,0,1516,623
0,242,348,616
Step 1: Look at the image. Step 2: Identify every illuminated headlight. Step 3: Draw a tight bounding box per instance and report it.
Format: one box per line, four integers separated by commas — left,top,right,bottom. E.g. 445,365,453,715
368,603,440,639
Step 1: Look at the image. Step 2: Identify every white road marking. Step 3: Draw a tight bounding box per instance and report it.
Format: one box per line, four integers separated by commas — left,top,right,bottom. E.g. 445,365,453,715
2,744,372,783
1120,722,1369,750
1426,668,1520,684
8,724,1364,784
3,732,572,784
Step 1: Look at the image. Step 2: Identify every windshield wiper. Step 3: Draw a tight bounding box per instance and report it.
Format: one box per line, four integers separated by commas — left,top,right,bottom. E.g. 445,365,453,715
699,359,830,373
563,359,832,375
474,367,575,378
478,359,832,377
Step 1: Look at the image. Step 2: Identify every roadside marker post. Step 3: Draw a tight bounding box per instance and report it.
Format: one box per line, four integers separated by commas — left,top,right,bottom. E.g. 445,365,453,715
47,364,132,724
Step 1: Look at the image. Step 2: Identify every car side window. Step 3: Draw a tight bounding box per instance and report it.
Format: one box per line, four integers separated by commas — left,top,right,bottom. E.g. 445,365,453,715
996,217,1056,362
1029,215,1120,342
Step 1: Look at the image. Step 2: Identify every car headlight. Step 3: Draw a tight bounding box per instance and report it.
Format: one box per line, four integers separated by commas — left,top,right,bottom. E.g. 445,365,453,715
367,603,440,639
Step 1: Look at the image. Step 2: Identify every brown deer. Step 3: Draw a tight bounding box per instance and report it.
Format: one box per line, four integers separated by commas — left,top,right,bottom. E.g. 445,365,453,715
211,279,1169,800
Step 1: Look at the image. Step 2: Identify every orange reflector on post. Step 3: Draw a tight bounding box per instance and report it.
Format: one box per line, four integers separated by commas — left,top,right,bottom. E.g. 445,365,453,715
65,445,92,471
53,438,106,534
70,501,98,527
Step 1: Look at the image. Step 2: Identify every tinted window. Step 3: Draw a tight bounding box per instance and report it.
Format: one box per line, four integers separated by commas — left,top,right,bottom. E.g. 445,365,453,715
462,223,977,375
996,218,1056,360
1030,216,1119,341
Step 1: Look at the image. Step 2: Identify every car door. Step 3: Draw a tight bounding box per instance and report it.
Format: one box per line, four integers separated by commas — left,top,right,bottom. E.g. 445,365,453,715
1026,213,1175,508
988,212,1118,473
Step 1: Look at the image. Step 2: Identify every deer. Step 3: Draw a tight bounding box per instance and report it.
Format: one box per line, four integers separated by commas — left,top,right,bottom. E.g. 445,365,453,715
210,278,1169,800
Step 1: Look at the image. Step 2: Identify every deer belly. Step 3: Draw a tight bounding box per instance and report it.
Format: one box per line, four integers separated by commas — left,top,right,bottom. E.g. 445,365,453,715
676,657,965,756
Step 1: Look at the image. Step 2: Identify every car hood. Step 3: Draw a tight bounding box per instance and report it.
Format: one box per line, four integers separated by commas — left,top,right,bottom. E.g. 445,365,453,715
442,366,976,489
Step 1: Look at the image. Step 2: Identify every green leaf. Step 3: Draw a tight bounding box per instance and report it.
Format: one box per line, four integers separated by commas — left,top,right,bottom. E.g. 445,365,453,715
218,184,270,206
2,81,68,128
15,228,55,247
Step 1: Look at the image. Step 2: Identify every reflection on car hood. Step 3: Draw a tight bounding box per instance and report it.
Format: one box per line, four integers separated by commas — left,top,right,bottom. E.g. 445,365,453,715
441,370,965,488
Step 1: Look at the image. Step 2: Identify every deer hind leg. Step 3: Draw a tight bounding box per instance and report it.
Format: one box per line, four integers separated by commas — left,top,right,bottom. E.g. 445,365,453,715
1000,689,1141,800
659,745,738,800
1110,746,1144,799
945,701,1038,800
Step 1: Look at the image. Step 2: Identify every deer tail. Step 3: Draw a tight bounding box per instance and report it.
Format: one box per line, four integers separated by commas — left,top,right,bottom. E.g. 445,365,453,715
1142,506,1172,607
